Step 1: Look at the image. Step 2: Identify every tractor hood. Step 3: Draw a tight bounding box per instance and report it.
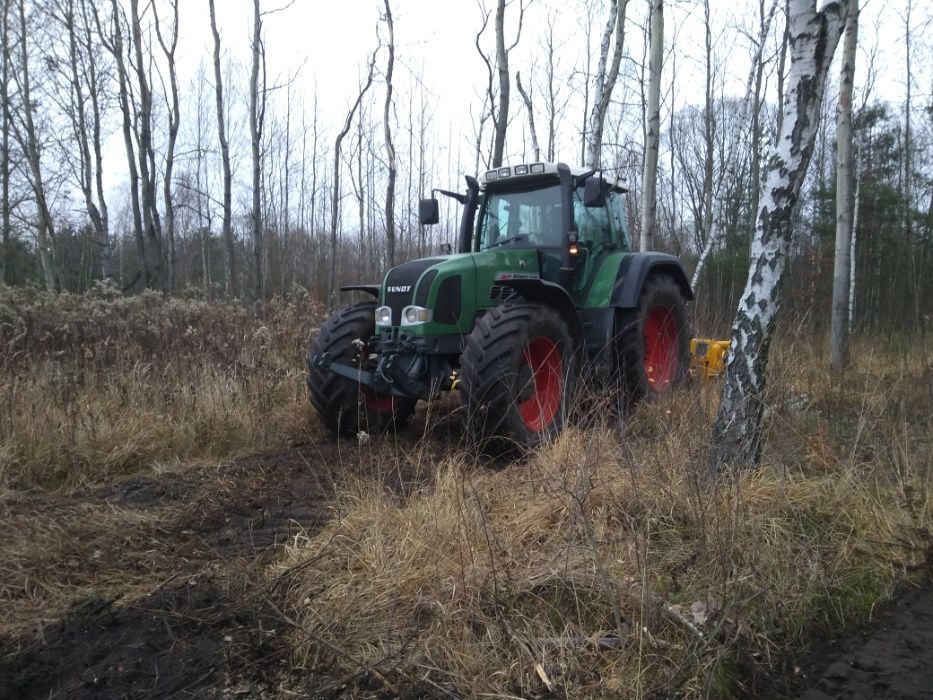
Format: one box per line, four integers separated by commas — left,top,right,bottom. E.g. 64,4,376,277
378,248,543,335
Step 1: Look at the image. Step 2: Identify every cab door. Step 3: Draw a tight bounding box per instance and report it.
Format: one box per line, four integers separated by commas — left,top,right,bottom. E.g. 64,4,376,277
570,187,616,301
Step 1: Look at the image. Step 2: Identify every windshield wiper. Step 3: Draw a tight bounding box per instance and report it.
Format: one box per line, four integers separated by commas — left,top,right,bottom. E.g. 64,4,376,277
489,234,529,249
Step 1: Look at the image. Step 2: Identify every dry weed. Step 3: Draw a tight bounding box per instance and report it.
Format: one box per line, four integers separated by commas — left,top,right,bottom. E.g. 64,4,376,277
277,337,932,697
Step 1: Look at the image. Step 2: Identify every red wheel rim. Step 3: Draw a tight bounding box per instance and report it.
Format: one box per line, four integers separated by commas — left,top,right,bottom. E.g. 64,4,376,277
643,305,677,391
518,336,563,432
360,387,395,414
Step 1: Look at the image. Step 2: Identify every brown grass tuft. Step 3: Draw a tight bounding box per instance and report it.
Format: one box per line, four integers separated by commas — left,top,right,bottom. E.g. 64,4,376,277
0,285,324,487
276,336,932,697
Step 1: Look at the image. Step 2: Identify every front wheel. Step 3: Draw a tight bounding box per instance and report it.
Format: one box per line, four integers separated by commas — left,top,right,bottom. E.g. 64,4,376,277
307,301,415,435
616,274,691,402
459,302,575,450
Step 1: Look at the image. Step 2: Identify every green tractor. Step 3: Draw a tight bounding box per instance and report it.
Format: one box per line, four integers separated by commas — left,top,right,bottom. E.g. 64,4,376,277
308,162,693,447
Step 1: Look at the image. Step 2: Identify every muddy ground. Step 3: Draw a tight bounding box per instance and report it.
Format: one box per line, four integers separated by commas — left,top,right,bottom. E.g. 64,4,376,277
2,419,931,699
0,418,453,699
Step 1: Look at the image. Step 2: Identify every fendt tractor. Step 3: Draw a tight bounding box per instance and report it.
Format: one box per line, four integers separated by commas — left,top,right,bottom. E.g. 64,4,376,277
308,161,693,448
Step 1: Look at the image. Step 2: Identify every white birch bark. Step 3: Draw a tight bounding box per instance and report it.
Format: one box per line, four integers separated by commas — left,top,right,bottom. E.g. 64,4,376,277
691,0,780,289
830,0,858,371
848,140,860,334
639,0,663,252
708,0,849,476
585,0,628,169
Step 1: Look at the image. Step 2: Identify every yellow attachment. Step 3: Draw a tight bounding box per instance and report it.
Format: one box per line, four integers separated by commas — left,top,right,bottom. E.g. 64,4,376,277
690,338,730,379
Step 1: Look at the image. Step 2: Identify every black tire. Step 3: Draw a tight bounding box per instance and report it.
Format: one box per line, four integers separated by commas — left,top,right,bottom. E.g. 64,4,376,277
616,274,691,402
459,302,575,450
307,301,415,435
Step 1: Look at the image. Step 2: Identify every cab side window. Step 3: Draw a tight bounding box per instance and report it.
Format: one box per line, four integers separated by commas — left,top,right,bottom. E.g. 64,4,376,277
572,190,611,247
608,192,631,250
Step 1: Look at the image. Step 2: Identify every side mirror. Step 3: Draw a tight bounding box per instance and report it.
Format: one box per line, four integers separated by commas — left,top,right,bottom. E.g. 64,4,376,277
583,178,605,208
440,242,452,254
419,198,439,225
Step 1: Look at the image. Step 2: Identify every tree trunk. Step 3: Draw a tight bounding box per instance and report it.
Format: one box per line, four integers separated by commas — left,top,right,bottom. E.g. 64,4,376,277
0,0,10,285
848,140,860,334
15,0,58,291
249,0,264,301
154,0,180,294
639,0,663,252
208,0,237,297
707,0,849,477
830,0,858,371
327,54,376,306
515,71,540,161
585,0,628,169
491,0,508,168
382,0,397,267
129,0,163,290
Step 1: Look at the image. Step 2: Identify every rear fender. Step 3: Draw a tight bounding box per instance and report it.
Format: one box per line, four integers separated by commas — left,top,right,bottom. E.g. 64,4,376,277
610,253,694,308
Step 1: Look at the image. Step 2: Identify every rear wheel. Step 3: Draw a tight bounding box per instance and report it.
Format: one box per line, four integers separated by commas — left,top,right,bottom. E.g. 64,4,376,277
616,274,691,401
307,301,415,435
459,302,575,449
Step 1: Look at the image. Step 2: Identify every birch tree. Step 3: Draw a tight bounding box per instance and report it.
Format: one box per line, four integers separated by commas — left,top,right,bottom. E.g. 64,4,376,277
639,0,663,251
830,0,858,371
708,0,850,476
585,0,628,169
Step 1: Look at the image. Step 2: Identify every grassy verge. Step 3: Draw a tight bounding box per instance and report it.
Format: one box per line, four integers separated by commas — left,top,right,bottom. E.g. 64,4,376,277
275,337,932,697
0,285,323,488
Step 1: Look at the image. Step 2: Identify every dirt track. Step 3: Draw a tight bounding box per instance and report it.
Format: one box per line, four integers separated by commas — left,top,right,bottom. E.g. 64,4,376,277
793,579,933,700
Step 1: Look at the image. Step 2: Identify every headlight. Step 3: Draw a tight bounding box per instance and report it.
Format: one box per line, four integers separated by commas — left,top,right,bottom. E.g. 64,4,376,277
375,305,392,327
400,305,432,326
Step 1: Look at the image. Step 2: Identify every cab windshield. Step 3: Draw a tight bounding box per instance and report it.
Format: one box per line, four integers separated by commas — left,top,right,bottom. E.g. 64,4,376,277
476,184,563,251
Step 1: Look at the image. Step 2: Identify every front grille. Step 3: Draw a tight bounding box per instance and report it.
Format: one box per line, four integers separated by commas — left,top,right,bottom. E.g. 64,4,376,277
489,284,519,303
384,258,443,325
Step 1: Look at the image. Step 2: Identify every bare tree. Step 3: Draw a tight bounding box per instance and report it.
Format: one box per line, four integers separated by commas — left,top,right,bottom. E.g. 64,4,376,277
0,0,10,285
585,0,628,168
327,50,377,305
208,0,236,297
248,0,269,301
830,0,858,371
708,0,850,476
490,0,526,168
691,0,780,290
13,0,58,291
95,0,145,288
382,0,397,267
639,0,663,251
128,0,164,289
515,70,540,160
154,0,180,293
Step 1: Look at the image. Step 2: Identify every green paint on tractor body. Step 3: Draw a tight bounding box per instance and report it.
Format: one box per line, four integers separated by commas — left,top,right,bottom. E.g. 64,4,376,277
308,162,695,447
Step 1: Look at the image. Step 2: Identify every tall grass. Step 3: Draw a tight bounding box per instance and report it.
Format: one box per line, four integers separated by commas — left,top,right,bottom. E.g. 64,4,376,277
0,284,325,487
276,336,932,697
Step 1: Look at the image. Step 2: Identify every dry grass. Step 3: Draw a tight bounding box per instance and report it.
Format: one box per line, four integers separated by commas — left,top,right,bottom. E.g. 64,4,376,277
0,283,325,488
276,335,932,697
